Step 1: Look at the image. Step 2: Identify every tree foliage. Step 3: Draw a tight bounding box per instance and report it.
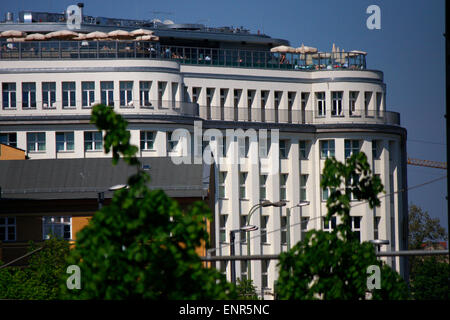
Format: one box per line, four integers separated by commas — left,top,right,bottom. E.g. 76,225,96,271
236,278,259,300
276,152,410,300
0,237,70,299
408,204,447,250
61,104,236,299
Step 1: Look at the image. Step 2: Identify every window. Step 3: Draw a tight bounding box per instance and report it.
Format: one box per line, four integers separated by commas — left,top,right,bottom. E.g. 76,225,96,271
239,172,247,199
22,82,36,109
192,87,201,103
299,140,308,159
27,132,46,152
158,81,167,106
167,131,178,152
240,260,248,281
140,131,155,150
101,81,114,106
320,140,335,159
352,216,361,241
43,216,71,240
260,90,269,108
274,90,282,114
349,91,358,116
62,82,76,108
238,136,250,158
84,131,103,151
2,83,16,109
261,215,268,243
260,174,267,200
234,89,242,120
247,89,256,108
323,216,337,232
287,91,296,109
0,217,16,241
301,217,309,240
281,216,287,245
120,81,133,106
82,81,95,107
364,92,372,116
259,135,271,158
301,92,309,110
376,92,382,116
219,214,227,243
374,216,381,240
280,174,288,201
0,132,17,148
321,175,334,201
220,88,228,108
316,92,326,116
279,139,290,159
346,174,359,201
331,91,343,116
218,172,227,198
261,260,269,288
240,215,248,242
300,174,308,201
139,81,152,107
42,82,56,108
56,132,74,152
372,140,381,160
220,261,228,276
345,139,360,158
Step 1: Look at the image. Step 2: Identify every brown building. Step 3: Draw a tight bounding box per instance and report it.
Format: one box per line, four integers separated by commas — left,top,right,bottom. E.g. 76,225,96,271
0,143,26,160
0,157,213,265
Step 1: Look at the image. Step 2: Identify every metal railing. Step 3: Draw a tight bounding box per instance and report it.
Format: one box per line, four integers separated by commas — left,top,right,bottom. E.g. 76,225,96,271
0,41,368,71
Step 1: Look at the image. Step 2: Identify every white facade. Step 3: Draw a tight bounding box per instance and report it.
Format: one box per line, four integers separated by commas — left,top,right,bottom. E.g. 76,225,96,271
0,55,407,298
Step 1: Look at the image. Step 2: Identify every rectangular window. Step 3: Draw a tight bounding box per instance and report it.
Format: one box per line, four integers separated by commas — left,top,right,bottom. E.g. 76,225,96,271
316,92,326,116
0,132,17,148
374,216,381,240
260,90,269,108
238,136,250,158
120,81,133,106
167,131,178,152
274,91,282,109
219,171,227,198
139,81,152,107
240,215,248,242
84,131,103,151
372,140,381,160
376,92,382,116
2,83,16,109
320,140,335,159
0,217,16,241
158,81,167,106
345,139,360,158
279,139,290,159
240,260,248,281
42,82,56,108
261,260,269,288
301,217,309,240
42,216,71,240
364,91,372,116
234,89,242,120
82,81,95,107
352,216,361,242
299,140,308,159
62,82,76,108
301,92,309,110
219,214,227,243
349,91,358,116
323,216,337,232
321,175,334,201
260,174,267,200
281,216,287,245
27,132,46,152
239,172,247,199
220,261,228,276
287,91,296,109
259,135,271,158
22,82,36,109
346,174,359,201
300,174,308,201
101,81,114,107
261,215,268,243
280,173,288,201
192,87,201,104
140,131,155,150
331,91,343,116
56,132,74,152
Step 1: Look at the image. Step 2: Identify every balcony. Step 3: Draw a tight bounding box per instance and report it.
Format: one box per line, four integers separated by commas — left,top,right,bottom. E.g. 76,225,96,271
198,106,400,126
0,41,367,71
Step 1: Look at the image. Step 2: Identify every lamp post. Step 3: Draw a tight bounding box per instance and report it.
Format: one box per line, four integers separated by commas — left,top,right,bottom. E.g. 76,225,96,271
369,239,390,254
230,225,258,284
246,200,286,281
97,184,129,209
286,201,310,250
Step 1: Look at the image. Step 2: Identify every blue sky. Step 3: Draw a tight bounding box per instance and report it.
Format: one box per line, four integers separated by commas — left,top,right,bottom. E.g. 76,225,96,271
3,0,448,232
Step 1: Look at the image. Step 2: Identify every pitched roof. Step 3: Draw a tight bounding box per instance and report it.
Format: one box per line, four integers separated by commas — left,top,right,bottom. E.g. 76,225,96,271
0,157,209,199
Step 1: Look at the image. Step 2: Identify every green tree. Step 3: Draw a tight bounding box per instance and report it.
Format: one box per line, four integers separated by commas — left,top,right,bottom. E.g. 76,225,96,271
61,104,236,299
408,204,448,300
276,152,410,300
0,237,70,299
236,278,259,300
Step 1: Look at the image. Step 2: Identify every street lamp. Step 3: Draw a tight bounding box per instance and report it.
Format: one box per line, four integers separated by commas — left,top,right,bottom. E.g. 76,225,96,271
245,200,286,280
369,239,390,253
97,184,129,209
230,225,258,284
286,201,310,250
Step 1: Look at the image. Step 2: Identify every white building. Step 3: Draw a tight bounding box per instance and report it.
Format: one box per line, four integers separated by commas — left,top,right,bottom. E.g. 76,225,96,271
0,4,407,299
